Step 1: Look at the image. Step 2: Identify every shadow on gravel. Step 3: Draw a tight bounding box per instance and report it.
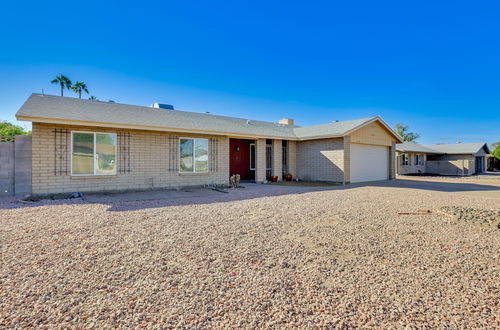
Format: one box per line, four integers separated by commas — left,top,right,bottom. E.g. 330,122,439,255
1,179,499,212
373,178,500,193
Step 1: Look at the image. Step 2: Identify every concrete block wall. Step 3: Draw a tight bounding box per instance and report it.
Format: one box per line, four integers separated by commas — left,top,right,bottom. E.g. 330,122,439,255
0,141,14,196
296,137,345,182
0,136,32,196
14,136,32,196
31,123,230,195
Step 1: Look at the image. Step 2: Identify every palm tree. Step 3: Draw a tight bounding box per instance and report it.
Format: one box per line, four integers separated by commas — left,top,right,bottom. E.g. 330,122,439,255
51,75,72,96
71,81,89,99
89,95,98,101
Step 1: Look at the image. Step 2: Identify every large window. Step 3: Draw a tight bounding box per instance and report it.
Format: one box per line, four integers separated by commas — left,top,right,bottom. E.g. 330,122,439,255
72,132,117,176
415,154,424,166
180,138,208,173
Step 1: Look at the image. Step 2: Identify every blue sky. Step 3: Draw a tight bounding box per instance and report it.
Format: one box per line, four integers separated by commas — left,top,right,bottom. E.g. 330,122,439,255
0,1,499,144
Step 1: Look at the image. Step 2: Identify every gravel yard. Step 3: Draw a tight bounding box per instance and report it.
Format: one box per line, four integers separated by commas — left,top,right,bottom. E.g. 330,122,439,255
1,179,499,328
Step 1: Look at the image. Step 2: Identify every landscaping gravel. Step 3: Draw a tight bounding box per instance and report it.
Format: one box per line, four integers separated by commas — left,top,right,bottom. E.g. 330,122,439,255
1,183,499,328
439,206,500,228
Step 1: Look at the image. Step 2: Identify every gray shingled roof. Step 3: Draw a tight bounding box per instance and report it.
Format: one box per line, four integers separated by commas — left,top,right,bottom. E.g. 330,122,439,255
425,143,490,154
16,94,400,141
397,142,489,155
396,142,444,154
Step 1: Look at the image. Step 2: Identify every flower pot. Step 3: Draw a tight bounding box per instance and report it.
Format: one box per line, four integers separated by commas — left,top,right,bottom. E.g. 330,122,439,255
271,176,278,182
284,174,293,181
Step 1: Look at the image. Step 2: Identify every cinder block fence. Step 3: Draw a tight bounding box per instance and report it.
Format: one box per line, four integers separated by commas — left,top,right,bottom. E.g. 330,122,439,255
0,135,32,197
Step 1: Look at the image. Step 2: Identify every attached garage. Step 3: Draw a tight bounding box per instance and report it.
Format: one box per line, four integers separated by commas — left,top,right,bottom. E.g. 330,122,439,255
350,143,390,183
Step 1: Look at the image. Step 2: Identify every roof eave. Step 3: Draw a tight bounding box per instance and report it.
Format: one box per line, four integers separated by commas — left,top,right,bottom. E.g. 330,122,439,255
16,115,298,140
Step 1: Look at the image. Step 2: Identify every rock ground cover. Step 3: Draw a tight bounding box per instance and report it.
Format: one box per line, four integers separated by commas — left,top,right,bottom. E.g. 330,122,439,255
439,206,500,228
1,183,499,328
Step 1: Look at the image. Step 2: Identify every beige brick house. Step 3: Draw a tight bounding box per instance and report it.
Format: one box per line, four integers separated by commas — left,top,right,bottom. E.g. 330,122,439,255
396,142,490,176
16,94,403,195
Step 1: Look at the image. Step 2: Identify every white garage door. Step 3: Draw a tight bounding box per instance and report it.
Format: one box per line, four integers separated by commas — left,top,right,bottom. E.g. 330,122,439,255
350,144,389,183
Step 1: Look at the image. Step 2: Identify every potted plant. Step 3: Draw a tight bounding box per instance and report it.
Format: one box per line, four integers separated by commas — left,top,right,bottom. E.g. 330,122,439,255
271,175,279,182
284,173,293,181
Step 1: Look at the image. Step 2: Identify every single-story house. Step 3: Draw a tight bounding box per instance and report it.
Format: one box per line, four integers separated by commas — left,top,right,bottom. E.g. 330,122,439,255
396,142,490,176
15,93,403,195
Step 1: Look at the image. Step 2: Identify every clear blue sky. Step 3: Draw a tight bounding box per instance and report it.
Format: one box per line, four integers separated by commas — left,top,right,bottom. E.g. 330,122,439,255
1,1,499,145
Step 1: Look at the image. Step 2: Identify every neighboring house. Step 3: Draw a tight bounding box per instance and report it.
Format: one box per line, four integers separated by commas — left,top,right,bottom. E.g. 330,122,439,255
396,142,490,176
395,142,444,175
15,94,403,195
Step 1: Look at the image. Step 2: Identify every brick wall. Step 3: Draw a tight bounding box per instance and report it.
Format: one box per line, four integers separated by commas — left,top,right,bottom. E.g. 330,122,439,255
343,136,351,183
272,139,282,180
32,123,229,195
426,159,473,176
255,139,267,182
396,152,428,175
296,137,345,182
389,142,396,179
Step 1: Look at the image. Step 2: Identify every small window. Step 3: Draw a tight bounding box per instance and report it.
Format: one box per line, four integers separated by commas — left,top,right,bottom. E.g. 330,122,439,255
72,132,117,176
401,154,410,166
415,154,424,166
250,143,256,170
180,138,209,173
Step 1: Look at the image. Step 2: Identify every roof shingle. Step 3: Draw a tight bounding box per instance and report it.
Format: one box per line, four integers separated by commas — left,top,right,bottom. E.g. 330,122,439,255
16,94,401,141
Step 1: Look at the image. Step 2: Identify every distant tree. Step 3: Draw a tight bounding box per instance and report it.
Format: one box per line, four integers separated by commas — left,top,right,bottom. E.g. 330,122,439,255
492,142,500,160
89,95,97,101
0,121,31,140
51,75,72,96
394,123,420,142
71,81,89,99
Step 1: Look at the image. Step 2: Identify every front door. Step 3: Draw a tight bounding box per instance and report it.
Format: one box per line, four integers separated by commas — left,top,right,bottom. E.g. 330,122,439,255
229,139,255,180
475,157,483,173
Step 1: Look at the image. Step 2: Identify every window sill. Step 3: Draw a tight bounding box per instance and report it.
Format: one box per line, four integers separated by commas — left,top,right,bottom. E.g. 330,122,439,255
70,175,118,180
178,172,210,176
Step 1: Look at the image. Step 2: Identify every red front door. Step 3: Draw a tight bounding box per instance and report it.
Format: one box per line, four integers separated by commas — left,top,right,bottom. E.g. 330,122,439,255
229,139,255,180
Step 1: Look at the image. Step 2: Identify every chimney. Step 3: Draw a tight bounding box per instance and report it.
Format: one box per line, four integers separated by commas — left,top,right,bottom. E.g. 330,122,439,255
151,102,174,110
278,118,294,125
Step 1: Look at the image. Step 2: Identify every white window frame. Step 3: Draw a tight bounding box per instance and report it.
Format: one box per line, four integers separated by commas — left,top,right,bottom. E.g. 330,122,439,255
249,143,256,170
415,154,424,166
401,154,410,166
71,131,117,176
179,137,209,173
